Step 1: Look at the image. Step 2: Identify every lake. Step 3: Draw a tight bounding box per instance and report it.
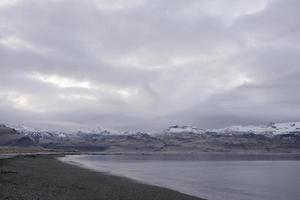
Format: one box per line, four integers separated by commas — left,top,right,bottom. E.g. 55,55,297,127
60,153,300,200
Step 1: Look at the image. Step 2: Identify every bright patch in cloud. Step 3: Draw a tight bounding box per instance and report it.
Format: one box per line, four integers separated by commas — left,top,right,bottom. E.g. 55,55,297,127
0,35,35,50
0,0,20,7
9,93,28,109
29,72,140,102
116,89,138,99
30,73,93,89
3,92,45,112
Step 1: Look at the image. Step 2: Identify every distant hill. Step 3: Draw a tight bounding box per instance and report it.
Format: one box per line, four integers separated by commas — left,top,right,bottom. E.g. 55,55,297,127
0,124,30,146
1,122,300,153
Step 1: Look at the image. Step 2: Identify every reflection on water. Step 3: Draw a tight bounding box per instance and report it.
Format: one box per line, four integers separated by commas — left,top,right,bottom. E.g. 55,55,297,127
61,154,300,200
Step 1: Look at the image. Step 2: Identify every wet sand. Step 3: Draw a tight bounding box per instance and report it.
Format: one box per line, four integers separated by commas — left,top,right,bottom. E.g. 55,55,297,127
0,155,204,200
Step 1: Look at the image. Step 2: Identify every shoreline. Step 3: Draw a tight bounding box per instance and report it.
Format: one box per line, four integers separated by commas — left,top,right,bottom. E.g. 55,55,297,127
0,154,204,200
59,152,300,200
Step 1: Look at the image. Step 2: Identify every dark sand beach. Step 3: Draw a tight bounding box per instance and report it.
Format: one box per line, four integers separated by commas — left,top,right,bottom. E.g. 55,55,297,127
0,155,204,200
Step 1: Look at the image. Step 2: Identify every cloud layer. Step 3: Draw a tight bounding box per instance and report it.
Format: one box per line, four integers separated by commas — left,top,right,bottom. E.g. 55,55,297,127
0,0,299,131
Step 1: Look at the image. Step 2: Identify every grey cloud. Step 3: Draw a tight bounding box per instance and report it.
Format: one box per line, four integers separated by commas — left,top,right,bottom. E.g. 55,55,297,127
0,0,299,131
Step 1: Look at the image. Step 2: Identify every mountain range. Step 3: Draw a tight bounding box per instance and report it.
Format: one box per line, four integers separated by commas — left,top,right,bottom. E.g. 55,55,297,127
1,122,300,153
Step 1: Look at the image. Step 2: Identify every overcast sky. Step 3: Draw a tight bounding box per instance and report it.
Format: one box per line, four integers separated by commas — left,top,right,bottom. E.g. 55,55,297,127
0,0,299,131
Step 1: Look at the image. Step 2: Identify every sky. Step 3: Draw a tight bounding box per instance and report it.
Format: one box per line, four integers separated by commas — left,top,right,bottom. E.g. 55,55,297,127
0,0,300,131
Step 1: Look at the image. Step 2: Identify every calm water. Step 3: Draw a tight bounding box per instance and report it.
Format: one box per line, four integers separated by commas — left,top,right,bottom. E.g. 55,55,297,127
60,154,300,200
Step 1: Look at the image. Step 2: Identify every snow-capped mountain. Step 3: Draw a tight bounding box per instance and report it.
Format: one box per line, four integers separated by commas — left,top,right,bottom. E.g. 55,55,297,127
6,124,72,143
7,124,119,137
2,122,300,153
165,125,206,135
161,122,300,136
75,127,120,135
211,122,300,136
7,124,38,134
5,122,300,140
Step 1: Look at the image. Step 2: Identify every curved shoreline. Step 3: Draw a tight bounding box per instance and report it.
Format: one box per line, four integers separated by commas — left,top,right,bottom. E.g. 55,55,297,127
58,155,203,198
0,154,204,200
58,153,300,200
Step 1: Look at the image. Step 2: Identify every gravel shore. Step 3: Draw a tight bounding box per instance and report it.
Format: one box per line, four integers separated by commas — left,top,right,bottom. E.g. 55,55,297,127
0,155,204,200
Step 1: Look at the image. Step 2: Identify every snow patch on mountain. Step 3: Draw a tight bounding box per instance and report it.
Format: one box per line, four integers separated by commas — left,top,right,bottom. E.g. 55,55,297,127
165,125,206,135
6,124,38,134
75,127,120,136
212,122,300,136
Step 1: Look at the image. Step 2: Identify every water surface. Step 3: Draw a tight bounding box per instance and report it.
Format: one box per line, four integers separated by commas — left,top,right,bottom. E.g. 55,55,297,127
60,154,300,200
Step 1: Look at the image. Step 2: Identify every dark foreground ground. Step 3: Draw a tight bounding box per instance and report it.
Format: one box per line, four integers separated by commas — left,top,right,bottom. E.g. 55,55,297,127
0,155,204,200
